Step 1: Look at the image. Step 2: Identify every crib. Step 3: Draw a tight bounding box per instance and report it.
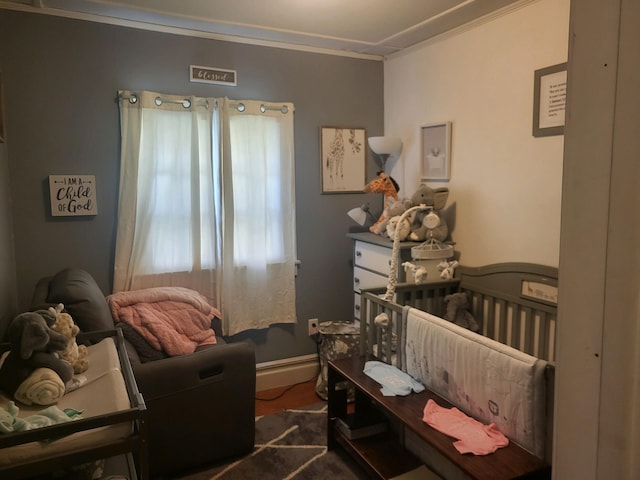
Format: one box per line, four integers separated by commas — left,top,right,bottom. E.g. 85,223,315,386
359,262,558,466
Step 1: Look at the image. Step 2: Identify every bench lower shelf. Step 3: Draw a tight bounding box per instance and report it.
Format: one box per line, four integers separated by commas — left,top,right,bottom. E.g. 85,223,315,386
334,429,423,479
327,356,551,480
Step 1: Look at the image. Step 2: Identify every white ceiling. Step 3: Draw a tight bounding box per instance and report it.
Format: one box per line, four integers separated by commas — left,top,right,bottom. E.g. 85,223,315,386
3,0,526,57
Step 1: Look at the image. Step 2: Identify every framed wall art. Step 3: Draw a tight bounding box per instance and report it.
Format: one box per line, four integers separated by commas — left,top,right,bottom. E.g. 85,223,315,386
48,175,98,216
321,126,366,193
533,62,567,137
421,122,451,181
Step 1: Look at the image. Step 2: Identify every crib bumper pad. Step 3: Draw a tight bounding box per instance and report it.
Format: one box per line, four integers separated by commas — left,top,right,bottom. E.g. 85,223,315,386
401,306,547,458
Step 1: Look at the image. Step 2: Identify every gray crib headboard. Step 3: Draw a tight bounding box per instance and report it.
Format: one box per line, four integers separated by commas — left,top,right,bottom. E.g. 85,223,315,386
456,262,558,364
359,261,559,364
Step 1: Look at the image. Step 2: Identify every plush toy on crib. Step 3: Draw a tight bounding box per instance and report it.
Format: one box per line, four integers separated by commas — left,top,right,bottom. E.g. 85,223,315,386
0,311,73,405
444,292,480,332
49,303,89,375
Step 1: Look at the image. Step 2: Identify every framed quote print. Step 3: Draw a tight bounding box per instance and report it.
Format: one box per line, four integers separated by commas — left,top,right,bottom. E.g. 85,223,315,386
533,62,567,137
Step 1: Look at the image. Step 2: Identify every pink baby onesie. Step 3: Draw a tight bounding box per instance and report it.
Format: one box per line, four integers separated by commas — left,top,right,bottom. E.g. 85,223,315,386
422,399,509,455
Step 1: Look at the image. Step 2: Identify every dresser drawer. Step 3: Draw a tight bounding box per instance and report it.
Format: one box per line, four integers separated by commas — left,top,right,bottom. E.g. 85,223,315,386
354,240,393,274
353,266,388,293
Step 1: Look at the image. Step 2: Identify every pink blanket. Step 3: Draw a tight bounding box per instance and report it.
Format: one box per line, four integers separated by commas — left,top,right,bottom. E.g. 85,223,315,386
107,287,220,356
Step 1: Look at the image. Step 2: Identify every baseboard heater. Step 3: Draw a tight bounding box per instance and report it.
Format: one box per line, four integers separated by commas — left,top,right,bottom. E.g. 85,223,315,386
256,353,319,392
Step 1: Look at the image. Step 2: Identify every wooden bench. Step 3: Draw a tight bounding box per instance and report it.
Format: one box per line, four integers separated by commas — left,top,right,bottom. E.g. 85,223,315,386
328,356,550,480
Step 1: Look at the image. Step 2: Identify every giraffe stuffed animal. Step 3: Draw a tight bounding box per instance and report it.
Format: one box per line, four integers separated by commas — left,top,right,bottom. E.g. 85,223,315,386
364,171,401,235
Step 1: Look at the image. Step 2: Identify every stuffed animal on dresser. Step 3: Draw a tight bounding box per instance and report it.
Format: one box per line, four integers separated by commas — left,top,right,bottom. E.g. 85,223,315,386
49,304,89,375
0,311,73,405
386,214,411,241
364,171,401,235
380,200,407,237
404,184,450,242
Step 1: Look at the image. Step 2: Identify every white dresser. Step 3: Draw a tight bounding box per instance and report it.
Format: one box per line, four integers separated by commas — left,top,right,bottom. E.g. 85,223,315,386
347,232,419,320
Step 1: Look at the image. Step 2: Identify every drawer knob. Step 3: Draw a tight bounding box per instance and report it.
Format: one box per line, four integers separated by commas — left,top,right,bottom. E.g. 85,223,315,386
354,277,360,284
356,251,362,257
355,305,360,311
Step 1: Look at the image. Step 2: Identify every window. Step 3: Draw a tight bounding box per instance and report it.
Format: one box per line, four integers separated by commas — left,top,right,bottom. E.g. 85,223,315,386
115,92,296,334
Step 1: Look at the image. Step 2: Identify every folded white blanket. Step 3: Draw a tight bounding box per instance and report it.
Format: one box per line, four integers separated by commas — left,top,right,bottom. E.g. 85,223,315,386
14,368,65,406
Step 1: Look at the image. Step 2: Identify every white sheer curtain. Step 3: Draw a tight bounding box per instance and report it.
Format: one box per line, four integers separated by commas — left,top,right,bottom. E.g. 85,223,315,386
114,91,296,335
217,99,297,334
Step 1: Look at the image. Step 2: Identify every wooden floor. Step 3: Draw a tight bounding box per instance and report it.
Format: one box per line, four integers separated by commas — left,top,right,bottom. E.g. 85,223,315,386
255,379,321,416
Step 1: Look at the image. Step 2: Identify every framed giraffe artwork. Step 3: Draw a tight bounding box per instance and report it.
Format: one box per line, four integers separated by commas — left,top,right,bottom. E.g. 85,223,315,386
320,126,366,194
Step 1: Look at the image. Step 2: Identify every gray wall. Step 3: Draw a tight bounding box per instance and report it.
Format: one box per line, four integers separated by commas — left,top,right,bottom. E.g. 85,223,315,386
0,140,17,342
0,9,384,362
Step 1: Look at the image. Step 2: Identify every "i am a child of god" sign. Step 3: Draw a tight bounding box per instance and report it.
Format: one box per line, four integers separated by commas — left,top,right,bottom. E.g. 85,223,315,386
49,175,97,217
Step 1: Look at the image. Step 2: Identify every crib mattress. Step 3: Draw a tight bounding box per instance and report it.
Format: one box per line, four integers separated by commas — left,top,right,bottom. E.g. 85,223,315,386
400,306,547,458
0,337,133,466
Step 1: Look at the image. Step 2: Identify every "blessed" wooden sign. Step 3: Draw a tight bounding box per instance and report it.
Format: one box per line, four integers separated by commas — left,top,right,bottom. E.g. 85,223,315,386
189,65,237,86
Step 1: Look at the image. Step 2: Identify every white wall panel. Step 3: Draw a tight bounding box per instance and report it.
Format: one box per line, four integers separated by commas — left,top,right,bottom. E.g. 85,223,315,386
383,0,569,267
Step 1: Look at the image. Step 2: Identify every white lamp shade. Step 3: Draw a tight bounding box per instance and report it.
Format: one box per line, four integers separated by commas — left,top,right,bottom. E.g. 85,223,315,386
368,136,402,156
347,208,367,226
347,204,373,226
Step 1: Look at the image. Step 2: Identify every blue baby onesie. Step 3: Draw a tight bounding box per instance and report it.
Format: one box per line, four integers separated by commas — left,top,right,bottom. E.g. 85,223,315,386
363,360,425,396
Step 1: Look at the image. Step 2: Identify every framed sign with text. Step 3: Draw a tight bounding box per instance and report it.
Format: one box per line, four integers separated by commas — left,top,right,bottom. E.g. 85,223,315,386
533,62,567,137
189,65,237,86
49,175,98,216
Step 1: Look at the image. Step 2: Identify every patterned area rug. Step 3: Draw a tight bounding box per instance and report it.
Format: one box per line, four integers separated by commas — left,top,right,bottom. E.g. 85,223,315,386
177,403,368,480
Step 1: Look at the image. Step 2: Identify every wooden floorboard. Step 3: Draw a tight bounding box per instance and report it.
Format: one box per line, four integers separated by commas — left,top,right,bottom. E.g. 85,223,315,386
255,379,322,416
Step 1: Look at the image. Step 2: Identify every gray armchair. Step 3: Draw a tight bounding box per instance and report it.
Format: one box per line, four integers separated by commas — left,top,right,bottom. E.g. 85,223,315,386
30,268,256,478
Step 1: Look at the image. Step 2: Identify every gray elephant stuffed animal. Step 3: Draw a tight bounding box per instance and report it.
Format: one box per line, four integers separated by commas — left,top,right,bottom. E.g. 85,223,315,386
404,184,450,242
0,311,74,401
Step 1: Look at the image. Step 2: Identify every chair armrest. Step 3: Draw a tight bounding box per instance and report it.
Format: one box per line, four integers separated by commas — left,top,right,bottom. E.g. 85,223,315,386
132,341,255,400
